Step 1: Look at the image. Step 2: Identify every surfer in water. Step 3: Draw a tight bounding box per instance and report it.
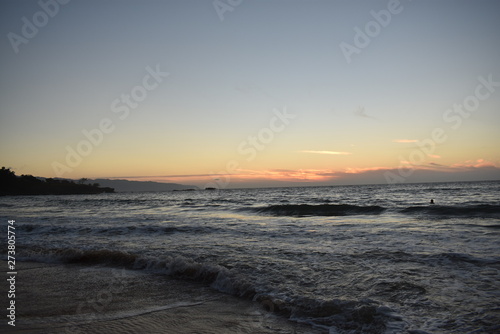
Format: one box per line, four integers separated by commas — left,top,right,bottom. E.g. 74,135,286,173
430,199,435,205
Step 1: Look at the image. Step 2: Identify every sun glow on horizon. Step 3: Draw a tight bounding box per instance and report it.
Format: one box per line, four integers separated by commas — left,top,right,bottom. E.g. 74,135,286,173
90,158,500,189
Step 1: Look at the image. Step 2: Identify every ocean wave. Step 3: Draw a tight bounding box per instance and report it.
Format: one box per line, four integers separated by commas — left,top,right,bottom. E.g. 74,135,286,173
243,204,386,217
16,223,219,236
17,223,73,234
479,224,500,229
14,247,254,294
263,295,403,333
12,247,403,333
51,198,169,208
355,250,500,266
400,204,500,218
426,252,500,265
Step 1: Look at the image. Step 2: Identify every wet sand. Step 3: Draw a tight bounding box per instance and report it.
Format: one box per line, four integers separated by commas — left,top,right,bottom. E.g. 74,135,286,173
1,261,323,334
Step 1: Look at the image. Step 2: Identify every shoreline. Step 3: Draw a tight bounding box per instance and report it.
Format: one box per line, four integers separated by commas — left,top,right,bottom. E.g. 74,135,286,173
1,261,324,334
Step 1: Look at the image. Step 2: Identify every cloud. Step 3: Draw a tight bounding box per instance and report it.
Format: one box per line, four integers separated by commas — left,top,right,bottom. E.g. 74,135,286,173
299,150,352,155
109,173,217,179
393,139,418,143
106,159,500,188
451,159,496,169
230,162,500,185
353,106,375,119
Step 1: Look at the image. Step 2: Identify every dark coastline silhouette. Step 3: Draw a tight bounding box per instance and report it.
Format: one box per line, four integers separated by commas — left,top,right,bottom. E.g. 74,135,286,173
0,167,114,196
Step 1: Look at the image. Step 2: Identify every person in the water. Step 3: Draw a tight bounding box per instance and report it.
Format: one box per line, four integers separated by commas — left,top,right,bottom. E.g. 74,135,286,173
430,199,434,204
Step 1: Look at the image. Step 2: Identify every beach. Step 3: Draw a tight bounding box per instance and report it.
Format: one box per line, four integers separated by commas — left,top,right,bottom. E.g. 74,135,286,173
2,261,321,334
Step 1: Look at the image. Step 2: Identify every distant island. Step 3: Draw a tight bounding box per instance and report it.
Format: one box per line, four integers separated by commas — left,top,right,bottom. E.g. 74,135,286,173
0,167,114,196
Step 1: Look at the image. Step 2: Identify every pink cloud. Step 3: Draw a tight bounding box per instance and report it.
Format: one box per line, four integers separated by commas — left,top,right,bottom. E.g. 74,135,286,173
393,139,418,143
299,150,352,155
451,159,496,169
106,159,500,188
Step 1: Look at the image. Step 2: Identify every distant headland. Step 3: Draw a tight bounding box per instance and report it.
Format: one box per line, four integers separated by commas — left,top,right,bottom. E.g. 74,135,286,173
0,167,114,196
88,179,198,192
0,167,199,195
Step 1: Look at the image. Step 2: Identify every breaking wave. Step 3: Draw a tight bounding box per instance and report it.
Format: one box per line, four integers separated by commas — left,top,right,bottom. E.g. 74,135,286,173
244,204,387,217
243,203,500,219
400,204,500,218
14,246,404,333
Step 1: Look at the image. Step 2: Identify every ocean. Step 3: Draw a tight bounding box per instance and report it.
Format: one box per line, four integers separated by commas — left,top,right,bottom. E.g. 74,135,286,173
1,181,499,333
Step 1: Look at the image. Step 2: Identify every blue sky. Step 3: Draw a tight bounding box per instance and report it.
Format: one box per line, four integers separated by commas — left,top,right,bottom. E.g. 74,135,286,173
1,0,499,187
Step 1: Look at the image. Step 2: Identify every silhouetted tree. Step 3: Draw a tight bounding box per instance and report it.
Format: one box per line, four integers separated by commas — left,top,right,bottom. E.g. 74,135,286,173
0,167,113,196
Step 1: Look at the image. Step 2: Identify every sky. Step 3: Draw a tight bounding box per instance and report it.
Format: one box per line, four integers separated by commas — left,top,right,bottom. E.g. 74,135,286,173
1,0,499,188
